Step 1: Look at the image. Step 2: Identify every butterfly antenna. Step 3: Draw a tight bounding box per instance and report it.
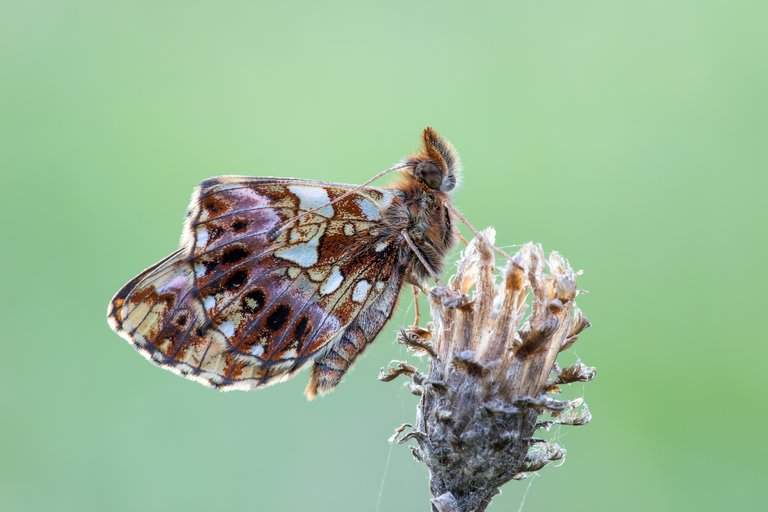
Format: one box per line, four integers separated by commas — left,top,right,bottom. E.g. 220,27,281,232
270,162,409,238
456,231,470,246
445,203,515,262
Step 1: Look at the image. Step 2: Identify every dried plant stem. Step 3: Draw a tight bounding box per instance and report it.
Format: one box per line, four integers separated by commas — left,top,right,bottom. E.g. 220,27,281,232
381,229,594,512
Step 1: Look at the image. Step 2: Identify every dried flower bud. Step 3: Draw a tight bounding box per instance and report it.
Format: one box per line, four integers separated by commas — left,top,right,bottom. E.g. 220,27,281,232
384,229,594,512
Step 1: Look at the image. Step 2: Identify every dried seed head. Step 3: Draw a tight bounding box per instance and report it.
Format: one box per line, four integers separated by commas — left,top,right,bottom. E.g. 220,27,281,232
385,229,595,512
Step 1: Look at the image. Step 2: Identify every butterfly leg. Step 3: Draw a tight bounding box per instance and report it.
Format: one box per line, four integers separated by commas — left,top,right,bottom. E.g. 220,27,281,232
401,229,443,285
412,285,421,327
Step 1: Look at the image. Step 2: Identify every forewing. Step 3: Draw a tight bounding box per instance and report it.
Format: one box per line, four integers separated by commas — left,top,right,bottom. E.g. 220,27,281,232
108,177,403,390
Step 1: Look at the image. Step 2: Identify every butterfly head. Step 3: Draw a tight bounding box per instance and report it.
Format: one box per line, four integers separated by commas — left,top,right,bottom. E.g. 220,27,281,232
404,127,462,193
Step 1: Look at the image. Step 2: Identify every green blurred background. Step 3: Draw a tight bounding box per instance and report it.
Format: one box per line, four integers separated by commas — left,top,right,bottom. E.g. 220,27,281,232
2,1,766,511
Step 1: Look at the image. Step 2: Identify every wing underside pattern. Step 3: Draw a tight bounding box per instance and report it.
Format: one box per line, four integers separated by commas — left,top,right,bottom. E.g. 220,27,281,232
108,177,405,392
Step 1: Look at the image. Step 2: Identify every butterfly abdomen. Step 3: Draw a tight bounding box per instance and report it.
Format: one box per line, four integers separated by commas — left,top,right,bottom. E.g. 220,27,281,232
306,258,406,398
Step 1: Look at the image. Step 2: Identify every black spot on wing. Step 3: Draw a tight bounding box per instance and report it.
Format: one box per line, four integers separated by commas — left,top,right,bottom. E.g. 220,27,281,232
202,196,225,214
295,316,309,339
231,219,248,233
224,269,248,290
242,289,266,314
222,246,249,264
266,304,291,331
294,316,310,353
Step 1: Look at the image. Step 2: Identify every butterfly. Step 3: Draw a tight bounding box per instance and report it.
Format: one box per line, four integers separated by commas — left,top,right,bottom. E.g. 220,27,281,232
107,127,461,398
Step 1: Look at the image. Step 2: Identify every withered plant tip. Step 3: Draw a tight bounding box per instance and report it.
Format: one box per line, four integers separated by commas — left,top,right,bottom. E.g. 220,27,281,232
382,228,594,512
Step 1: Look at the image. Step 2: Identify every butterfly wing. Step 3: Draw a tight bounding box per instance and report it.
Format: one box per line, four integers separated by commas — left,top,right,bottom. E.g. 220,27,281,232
107,177,406,394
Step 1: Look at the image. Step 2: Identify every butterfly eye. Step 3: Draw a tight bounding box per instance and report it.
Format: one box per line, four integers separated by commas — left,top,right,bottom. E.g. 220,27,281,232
414,161,443,190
